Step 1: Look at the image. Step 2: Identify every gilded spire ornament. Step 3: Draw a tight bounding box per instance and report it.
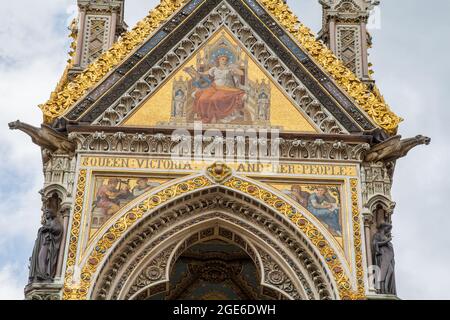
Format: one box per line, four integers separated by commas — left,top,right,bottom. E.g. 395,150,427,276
39,0,187,124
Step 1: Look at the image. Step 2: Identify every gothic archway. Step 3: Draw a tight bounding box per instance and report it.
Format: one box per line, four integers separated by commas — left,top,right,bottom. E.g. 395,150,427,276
87,187,339,300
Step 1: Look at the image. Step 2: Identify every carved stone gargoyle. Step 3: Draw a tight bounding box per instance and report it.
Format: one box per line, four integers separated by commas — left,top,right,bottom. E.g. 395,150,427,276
365,135,431,163
8,120,75,161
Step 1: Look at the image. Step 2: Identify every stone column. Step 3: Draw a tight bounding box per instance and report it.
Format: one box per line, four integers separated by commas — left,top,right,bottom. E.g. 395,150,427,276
363,211,376,293
56,206,72,278
74,9,86,66
109,10,118,48
329,18,336,53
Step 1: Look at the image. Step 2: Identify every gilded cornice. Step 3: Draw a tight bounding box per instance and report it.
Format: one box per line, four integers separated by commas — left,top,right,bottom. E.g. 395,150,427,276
40,0,402,134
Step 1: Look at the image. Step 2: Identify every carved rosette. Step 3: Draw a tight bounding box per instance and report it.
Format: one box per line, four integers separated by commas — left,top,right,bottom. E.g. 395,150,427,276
40,0,188,123
125,244,176,299
90,3,344,133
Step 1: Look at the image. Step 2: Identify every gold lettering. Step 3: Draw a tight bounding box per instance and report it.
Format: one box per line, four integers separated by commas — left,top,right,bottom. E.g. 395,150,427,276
80,157,357,177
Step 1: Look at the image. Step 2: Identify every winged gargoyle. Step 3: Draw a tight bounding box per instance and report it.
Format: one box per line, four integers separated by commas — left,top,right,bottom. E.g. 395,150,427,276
8,120,75,161
365,135,431,163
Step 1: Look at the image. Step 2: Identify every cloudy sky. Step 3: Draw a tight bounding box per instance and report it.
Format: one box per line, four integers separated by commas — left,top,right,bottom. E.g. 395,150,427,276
0,0,448,300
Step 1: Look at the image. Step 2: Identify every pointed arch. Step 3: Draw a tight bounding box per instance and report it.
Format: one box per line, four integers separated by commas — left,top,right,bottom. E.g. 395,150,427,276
63,167,363,300
108,217,312,300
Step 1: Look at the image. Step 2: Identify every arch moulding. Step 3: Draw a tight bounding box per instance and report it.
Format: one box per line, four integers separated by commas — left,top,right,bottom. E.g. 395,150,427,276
62,163,365,300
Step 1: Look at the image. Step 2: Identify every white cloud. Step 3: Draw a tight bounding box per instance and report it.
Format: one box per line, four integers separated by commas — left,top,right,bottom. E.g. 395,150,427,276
0,0,73,301
0,264,26,300
368,0,450,299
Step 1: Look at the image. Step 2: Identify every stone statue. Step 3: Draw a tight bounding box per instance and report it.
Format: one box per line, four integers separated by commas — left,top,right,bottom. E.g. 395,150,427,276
372,223,396,295
29,209,63,282
365,134,431,163
173,90,186,117
8,120,75,161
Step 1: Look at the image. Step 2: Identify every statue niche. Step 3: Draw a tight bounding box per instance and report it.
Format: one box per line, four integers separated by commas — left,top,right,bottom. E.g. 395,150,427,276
372,222,396,295
29,209,63,283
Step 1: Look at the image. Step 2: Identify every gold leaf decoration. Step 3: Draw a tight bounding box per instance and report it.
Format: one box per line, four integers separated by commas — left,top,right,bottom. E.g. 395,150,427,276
40,0,188,124
41,0,402,134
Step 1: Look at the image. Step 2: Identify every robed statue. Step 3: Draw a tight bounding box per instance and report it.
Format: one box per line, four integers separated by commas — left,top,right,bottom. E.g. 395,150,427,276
373,223,397,295
29,209,63,282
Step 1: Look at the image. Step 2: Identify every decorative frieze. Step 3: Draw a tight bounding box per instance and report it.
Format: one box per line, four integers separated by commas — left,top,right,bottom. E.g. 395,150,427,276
69,131,370,162
25,282,63,300
93,197,326,300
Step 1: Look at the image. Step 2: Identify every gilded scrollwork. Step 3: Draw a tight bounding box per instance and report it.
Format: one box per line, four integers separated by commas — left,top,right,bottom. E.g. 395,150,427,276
206,162,233,183
350,178,365,299
92,3,344,133
257,248,301,299
94,197,323,300
260,0,402,133
62,167,364,300
125,244,176,299
223,176,364,300
62,169,87,300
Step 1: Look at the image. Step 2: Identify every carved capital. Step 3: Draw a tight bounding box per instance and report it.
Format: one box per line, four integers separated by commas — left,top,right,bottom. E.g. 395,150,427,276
362,211,374,227
69,131,370,162
25,282,63,300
